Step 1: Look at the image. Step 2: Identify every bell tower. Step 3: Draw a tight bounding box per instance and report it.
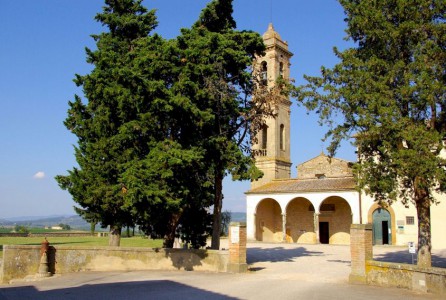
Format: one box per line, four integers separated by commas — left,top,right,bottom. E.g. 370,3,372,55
251,23,293,189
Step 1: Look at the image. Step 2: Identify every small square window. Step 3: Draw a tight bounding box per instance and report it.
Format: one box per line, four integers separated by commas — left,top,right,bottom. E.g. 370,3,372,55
406,216,415,225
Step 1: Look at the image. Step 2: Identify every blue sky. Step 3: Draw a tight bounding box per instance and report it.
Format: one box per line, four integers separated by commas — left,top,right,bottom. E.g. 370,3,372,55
0,0,355,219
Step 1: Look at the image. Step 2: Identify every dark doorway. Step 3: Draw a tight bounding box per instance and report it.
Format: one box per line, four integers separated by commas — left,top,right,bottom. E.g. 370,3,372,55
319,222,329,244
372,208,392,245
382,221,389,245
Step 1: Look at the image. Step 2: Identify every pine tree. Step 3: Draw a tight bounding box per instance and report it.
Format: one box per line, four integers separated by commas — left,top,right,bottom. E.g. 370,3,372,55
296,0,446,267
176,0,267,249
56,0,158,246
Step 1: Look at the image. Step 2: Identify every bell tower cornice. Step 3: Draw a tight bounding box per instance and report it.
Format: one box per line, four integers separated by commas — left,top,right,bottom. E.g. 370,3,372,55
262,23,293,58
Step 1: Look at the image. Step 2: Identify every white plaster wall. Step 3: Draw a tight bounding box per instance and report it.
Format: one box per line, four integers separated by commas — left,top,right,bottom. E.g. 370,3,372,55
360,192,446,248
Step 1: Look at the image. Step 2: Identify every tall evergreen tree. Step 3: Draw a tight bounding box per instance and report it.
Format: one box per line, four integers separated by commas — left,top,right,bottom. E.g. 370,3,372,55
176,0,268,249
56,0,159,246
296,0,446,267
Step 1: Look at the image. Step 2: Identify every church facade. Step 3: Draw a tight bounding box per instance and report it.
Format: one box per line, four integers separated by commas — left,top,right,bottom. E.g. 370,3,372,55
246,24,446,249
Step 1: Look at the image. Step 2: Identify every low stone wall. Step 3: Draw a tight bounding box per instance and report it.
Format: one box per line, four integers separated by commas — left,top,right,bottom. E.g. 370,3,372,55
366,260,446,295
0,245,229,284
350,224,446,296
0,233,28,237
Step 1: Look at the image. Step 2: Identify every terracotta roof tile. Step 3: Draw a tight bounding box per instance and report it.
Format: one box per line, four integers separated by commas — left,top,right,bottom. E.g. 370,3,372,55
247,177,356,194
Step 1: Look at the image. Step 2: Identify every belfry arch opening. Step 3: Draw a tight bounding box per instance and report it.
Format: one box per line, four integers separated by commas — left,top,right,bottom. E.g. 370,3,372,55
255,198,282,242
280,124,285,151
261,125,268,152
261,61,268,85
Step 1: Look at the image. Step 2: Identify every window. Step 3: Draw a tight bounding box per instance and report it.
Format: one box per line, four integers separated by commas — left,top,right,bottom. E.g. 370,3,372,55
261,61,268,85
320,204,335,212
261,125,268,149
279,62,284,78
280,124,285,150
406,216,415,225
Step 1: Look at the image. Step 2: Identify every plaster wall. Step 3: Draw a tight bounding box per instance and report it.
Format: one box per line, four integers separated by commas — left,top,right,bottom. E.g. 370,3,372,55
360,193,446,248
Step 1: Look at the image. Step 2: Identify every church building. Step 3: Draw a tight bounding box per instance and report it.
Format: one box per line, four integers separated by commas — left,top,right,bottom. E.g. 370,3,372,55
246,24,446,249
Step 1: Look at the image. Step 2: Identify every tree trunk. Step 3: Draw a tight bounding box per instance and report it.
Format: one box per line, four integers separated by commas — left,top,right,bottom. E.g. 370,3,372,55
163,213,181,248
109,225,122,246
211,170,224,250
90,222,96,235
415,186,432,268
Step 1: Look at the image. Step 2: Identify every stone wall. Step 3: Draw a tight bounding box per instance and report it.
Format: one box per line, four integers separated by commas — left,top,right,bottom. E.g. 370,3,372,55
349,223,446,296
366,261,446,295
297,154,352,179
1,245,228,283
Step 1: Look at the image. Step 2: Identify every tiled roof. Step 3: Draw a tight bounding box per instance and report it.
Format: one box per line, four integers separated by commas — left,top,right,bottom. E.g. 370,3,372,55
247,177,356,194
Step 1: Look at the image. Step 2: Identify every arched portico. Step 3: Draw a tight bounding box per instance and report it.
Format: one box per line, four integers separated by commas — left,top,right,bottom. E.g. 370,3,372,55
317,196,352,244
246,190,360,243
285,198,316,243
255,198,283,242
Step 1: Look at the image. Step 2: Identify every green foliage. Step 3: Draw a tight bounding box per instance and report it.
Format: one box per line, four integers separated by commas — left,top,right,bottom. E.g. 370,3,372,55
56,0,159,245
220,210,231,236
57,0,269,249
176,0,266,249
296,0,446,265
58,223,71,230
14,225,29,234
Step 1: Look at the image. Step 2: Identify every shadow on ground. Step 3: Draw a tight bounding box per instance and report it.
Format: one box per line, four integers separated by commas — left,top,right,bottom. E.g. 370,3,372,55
0,280,237,300
247,246,323,264
374,250,446,268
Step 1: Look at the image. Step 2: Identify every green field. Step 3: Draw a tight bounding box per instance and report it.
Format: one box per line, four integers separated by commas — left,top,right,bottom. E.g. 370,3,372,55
0,236,163,257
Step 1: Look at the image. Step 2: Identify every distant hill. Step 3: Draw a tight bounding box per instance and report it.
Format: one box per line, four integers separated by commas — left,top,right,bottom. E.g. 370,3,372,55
230,212,246,222
0,215,91,230
0,212,247,229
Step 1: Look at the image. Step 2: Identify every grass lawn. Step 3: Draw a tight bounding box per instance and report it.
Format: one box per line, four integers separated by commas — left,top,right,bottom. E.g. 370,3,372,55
0,236,163,257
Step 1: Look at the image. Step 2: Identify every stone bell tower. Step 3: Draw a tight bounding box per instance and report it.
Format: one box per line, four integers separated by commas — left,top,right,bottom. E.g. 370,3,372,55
251,23,293,189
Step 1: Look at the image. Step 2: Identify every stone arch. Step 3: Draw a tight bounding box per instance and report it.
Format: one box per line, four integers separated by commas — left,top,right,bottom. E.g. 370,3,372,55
367,203,397,245
318,196,352,244
255,198,282,242
285,197,316,243
261,61,268,85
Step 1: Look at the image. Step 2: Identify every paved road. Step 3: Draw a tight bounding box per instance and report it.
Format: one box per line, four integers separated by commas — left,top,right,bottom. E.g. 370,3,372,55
1,243,444,300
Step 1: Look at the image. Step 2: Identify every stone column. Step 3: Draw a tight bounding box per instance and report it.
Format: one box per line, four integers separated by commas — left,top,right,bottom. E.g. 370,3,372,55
282,213,287,242
228,222,248,273
314,213,320,244
349,224,373,284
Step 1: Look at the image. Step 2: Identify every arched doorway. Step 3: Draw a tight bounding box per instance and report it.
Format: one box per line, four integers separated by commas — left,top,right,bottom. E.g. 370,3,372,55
286,198,315,243
318,197,352,244
372,208,392,245
255,199,282,242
